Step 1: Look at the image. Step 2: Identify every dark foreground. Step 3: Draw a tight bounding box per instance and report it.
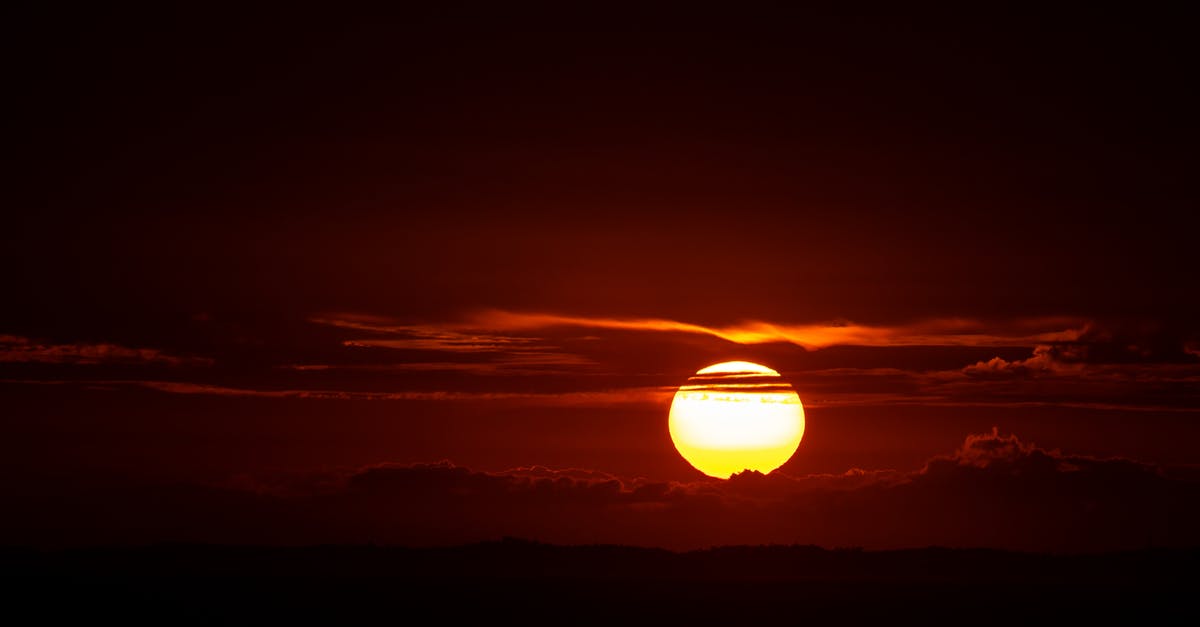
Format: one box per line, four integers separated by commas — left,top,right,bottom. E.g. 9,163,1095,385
3,540,1197,625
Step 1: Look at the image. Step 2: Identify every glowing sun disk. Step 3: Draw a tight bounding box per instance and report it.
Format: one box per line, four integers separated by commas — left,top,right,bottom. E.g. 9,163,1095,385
669,361,805,478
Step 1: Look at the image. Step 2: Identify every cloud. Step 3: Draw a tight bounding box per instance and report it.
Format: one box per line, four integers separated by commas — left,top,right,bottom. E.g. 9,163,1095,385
321,430,1197,555
0,335,212,366
929,427,1049,469
965,321,1200,377
7,430,1197,552
778,359,1200,413
6,316,1192,416
962,345,1087,377
312,311,1089,351
308,313,595,371
288,313,1199,413
938,324,1200,411
280,354,596,375
0,378,675,405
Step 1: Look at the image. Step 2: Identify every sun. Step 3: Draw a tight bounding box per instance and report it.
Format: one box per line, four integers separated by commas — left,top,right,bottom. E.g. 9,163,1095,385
668,361,805,479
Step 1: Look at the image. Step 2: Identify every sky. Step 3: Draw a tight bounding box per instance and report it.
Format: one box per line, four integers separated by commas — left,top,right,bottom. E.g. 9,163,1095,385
4,6,1199,551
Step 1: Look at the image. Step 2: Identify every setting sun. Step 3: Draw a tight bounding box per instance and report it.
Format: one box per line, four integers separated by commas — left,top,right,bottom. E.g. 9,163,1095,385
668,361,806,479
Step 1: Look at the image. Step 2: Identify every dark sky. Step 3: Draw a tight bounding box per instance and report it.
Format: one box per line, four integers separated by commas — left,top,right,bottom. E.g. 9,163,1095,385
3,6,1199,550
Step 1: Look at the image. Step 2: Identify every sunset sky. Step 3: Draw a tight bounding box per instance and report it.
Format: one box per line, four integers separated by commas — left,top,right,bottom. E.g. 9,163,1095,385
5,6,1199,551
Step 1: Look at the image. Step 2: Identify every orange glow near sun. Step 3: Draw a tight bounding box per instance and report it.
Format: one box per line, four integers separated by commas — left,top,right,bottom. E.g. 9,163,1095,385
668,361,805,479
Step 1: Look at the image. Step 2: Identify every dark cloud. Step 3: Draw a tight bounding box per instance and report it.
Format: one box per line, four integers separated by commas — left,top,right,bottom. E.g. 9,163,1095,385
1072,321,1200,365
0,335,212,366
963,320,1200,378
962,345,1085,377
6,430,1196,552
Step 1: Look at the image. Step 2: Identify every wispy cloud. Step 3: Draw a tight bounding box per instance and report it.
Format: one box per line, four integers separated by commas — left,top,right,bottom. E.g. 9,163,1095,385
466,310,1090,348
0,335,212,366
280,354,597,375
311,314,539,352
7,371,1196,413
310,313,594,370
0,378,675,405
312,311,1089,351
8,315,1191,414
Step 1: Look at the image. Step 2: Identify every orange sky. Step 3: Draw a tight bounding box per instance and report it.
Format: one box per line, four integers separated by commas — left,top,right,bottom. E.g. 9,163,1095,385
3,6,1199,550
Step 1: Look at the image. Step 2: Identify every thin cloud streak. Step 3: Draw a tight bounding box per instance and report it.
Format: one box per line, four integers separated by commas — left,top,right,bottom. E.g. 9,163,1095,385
135,380,673,405
6,376,1195,413
313,311,1089,350
0,379,676,405
467,310,1089,348
312,315,541,353
312,313,593,369
804,392,1200,413
280,358,597,375
0,335,212,366
339,342,594,367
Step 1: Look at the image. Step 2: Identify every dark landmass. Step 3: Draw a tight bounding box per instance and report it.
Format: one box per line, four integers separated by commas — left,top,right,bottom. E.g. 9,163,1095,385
3,540,1198,624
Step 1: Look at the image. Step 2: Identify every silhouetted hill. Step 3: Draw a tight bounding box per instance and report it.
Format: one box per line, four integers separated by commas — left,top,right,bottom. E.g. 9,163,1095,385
4,539,1198,583
2,541,1197,624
